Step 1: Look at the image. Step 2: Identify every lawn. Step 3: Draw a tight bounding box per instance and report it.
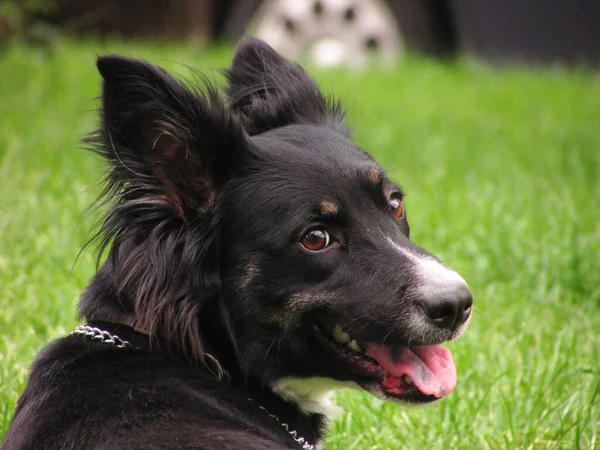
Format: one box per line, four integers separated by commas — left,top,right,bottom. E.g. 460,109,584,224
0,39,599,449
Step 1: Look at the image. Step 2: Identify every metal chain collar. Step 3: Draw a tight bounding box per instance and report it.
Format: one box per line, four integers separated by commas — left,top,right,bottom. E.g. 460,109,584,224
254,403,315,450
71,326,314,449
71,325,135,348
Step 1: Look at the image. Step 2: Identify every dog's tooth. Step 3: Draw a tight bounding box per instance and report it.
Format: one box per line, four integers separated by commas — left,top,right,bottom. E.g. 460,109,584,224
403,375,413,385
347,339,362,353
332,324,351,344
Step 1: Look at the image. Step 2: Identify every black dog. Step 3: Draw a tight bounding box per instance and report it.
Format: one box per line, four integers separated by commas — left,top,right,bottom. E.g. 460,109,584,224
2,37,472,449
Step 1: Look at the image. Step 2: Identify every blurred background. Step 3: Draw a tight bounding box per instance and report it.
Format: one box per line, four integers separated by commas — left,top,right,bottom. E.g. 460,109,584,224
1,1,599,449
3,0,600,68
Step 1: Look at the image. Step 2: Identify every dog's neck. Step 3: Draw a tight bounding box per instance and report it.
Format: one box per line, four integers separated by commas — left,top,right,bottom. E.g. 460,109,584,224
244,379,328,447
78,260,136,326
199,299,330,446
78,259,328,446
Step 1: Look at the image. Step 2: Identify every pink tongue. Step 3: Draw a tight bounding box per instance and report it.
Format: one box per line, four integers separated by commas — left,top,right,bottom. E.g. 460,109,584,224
366,343,457,398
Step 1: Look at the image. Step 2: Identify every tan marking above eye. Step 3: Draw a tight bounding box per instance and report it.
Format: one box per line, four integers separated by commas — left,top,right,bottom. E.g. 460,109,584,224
320,200,339,216
367,168,382,185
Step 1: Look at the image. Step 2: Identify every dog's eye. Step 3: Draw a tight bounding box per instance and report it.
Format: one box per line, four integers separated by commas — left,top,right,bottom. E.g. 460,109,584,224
389,196,404,219
301,228,331,252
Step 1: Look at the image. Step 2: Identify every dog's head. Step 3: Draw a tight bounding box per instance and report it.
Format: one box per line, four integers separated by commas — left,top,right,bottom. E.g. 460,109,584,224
89,37,471,411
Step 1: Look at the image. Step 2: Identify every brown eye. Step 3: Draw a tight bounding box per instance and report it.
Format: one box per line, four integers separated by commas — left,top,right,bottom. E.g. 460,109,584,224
389,197,404,219
301,229,331,252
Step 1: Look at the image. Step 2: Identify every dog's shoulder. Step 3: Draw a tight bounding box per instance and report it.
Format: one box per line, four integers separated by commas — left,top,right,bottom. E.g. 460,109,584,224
2,336,297,449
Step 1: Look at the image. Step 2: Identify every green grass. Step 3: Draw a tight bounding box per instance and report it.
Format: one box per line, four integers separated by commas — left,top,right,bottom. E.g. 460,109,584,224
1,39,599,449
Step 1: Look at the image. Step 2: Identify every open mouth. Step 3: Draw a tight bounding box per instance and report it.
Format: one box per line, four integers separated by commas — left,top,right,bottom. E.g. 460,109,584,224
313,322,457,403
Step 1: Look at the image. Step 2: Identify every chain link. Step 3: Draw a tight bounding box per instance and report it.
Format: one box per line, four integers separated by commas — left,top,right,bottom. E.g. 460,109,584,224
254,403,315,449
71,325,134,348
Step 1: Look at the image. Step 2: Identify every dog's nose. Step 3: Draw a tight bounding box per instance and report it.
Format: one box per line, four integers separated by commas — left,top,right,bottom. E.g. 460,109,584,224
421,283,472,330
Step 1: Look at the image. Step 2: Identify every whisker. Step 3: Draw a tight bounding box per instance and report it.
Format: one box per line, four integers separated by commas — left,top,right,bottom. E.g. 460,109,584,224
263,337,278,364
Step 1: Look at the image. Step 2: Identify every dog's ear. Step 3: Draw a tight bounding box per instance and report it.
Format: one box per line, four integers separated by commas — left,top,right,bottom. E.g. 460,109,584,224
96,55,246,216
226,37,347,135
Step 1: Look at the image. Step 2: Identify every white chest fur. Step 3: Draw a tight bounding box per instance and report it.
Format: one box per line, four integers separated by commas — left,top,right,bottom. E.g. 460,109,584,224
272,377,360,418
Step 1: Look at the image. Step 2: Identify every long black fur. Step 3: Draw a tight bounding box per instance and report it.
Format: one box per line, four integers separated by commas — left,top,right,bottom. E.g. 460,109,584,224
2,37,471,449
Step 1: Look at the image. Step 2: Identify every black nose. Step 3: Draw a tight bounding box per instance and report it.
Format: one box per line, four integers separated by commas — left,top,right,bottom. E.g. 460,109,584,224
422,284,473,330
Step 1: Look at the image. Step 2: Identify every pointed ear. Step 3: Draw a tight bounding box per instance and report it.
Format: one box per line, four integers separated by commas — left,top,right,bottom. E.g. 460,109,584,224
226,37,347,136
96,55,246,215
